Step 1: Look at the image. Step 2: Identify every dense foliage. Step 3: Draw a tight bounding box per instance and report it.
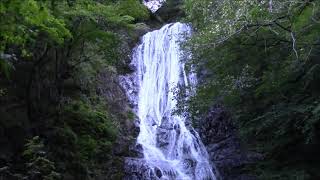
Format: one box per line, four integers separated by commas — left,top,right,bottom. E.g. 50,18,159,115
181,0,320,179
2,0,319,179
0,0,149,179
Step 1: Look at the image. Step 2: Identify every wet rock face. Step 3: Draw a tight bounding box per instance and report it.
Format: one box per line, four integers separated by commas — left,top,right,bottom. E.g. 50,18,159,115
124,158,186,180
198,107,262,180
154,0,184,23
124,157,186,179
124,158,162,180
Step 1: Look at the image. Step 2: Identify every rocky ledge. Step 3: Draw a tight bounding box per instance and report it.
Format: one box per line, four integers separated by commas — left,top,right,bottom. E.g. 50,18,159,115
198,106,263,180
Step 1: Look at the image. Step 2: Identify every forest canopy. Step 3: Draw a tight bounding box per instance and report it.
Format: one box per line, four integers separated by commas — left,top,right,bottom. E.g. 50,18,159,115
179,0,320,179
0,0,149,77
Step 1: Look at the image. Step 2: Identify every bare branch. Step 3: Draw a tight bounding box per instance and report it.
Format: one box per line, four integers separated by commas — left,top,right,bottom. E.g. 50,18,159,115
291,32,299,59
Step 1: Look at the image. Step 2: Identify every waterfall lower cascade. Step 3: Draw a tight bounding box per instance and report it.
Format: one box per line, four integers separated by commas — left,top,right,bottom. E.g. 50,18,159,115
124,23,217,180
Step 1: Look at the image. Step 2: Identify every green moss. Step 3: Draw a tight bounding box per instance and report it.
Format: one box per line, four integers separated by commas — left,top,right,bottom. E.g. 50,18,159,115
127,110,136,120
117,0,150,21
77,135,98,161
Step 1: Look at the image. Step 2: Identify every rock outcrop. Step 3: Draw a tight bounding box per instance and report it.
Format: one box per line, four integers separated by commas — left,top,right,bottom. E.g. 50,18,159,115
154,0,184,23
198,106,262,180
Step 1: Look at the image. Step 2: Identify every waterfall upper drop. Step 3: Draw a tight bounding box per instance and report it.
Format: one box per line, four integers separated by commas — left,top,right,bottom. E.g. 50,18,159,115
123,23,217,180
143,0,165,12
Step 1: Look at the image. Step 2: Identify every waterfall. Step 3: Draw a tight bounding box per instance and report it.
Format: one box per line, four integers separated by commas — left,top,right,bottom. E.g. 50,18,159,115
143,0,165,12
123,23,217,180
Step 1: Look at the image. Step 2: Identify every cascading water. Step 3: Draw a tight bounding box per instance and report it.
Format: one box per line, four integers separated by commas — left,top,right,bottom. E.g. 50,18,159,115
143,0,165,12
123,23,217,180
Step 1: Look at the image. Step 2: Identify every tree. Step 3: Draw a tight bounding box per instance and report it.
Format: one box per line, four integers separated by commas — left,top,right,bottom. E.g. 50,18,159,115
181,0,320,179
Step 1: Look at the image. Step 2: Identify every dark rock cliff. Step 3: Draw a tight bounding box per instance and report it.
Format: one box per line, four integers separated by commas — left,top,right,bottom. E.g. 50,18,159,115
198,106,262,180
154,0,184,23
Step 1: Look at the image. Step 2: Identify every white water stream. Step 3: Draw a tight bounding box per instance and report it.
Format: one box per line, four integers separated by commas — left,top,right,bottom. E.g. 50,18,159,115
133,23,216,180
143,0,165,12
